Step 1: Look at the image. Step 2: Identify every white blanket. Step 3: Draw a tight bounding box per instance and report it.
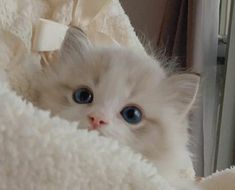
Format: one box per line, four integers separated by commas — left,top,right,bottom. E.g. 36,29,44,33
199,167,235,190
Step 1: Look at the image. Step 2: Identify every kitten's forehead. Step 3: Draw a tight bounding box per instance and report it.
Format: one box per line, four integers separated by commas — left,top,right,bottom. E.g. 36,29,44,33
83,47,166,104
91,47,166,87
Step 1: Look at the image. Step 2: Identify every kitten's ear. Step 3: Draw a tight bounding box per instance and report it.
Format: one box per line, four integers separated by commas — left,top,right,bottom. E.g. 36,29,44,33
162,73,200,117
59,26,92,61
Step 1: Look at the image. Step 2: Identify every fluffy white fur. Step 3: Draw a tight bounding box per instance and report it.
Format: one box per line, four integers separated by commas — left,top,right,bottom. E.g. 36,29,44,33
33,27,200,189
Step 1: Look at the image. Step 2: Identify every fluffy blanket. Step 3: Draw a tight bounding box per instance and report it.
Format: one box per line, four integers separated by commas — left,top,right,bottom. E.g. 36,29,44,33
199,167,235,190
0,0,234,189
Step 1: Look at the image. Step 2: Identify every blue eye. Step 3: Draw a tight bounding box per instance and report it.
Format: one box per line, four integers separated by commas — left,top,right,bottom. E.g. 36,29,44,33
120,106,142,124
73,87,93,104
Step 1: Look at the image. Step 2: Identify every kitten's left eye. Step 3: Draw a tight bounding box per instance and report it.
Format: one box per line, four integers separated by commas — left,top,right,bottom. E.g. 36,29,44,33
73,87,93,104
120,105,142,124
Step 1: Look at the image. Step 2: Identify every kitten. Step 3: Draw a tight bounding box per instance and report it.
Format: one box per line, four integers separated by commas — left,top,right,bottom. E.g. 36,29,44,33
33,27,200,189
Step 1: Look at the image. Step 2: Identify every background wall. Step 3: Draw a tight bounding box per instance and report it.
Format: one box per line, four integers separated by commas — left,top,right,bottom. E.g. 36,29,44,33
120,0,165,44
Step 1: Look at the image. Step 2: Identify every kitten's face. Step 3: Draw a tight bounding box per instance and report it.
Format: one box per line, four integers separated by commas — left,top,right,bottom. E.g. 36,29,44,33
36,27,199,162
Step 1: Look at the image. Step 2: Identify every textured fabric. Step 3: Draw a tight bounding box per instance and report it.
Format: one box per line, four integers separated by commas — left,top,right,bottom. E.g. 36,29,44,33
198,167,235,190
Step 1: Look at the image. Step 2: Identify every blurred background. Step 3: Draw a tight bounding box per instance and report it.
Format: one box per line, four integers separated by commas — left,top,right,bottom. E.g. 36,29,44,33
120,0,235,177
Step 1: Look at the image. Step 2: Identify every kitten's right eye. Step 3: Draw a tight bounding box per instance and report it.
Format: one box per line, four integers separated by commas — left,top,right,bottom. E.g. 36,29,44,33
120,105,142,124
73,87,93,104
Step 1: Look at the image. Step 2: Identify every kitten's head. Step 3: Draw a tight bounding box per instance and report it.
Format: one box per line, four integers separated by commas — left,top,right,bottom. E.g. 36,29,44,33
36,27,199,162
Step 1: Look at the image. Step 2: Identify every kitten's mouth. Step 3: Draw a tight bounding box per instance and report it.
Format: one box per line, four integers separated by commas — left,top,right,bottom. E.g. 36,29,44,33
87,127,104,136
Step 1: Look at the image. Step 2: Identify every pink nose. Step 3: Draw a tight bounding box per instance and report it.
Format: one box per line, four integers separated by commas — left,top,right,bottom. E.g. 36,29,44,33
88,115,108,130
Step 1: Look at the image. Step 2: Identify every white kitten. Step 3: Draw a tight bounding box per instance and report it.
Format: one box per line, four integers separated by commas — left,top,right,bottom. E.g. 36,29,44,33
33,27,200,189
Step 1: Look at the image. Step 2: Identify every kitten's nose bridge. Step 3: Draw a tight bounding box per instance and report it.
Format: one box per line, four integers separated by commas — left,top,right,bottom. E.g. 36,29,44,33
88,114,108,130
